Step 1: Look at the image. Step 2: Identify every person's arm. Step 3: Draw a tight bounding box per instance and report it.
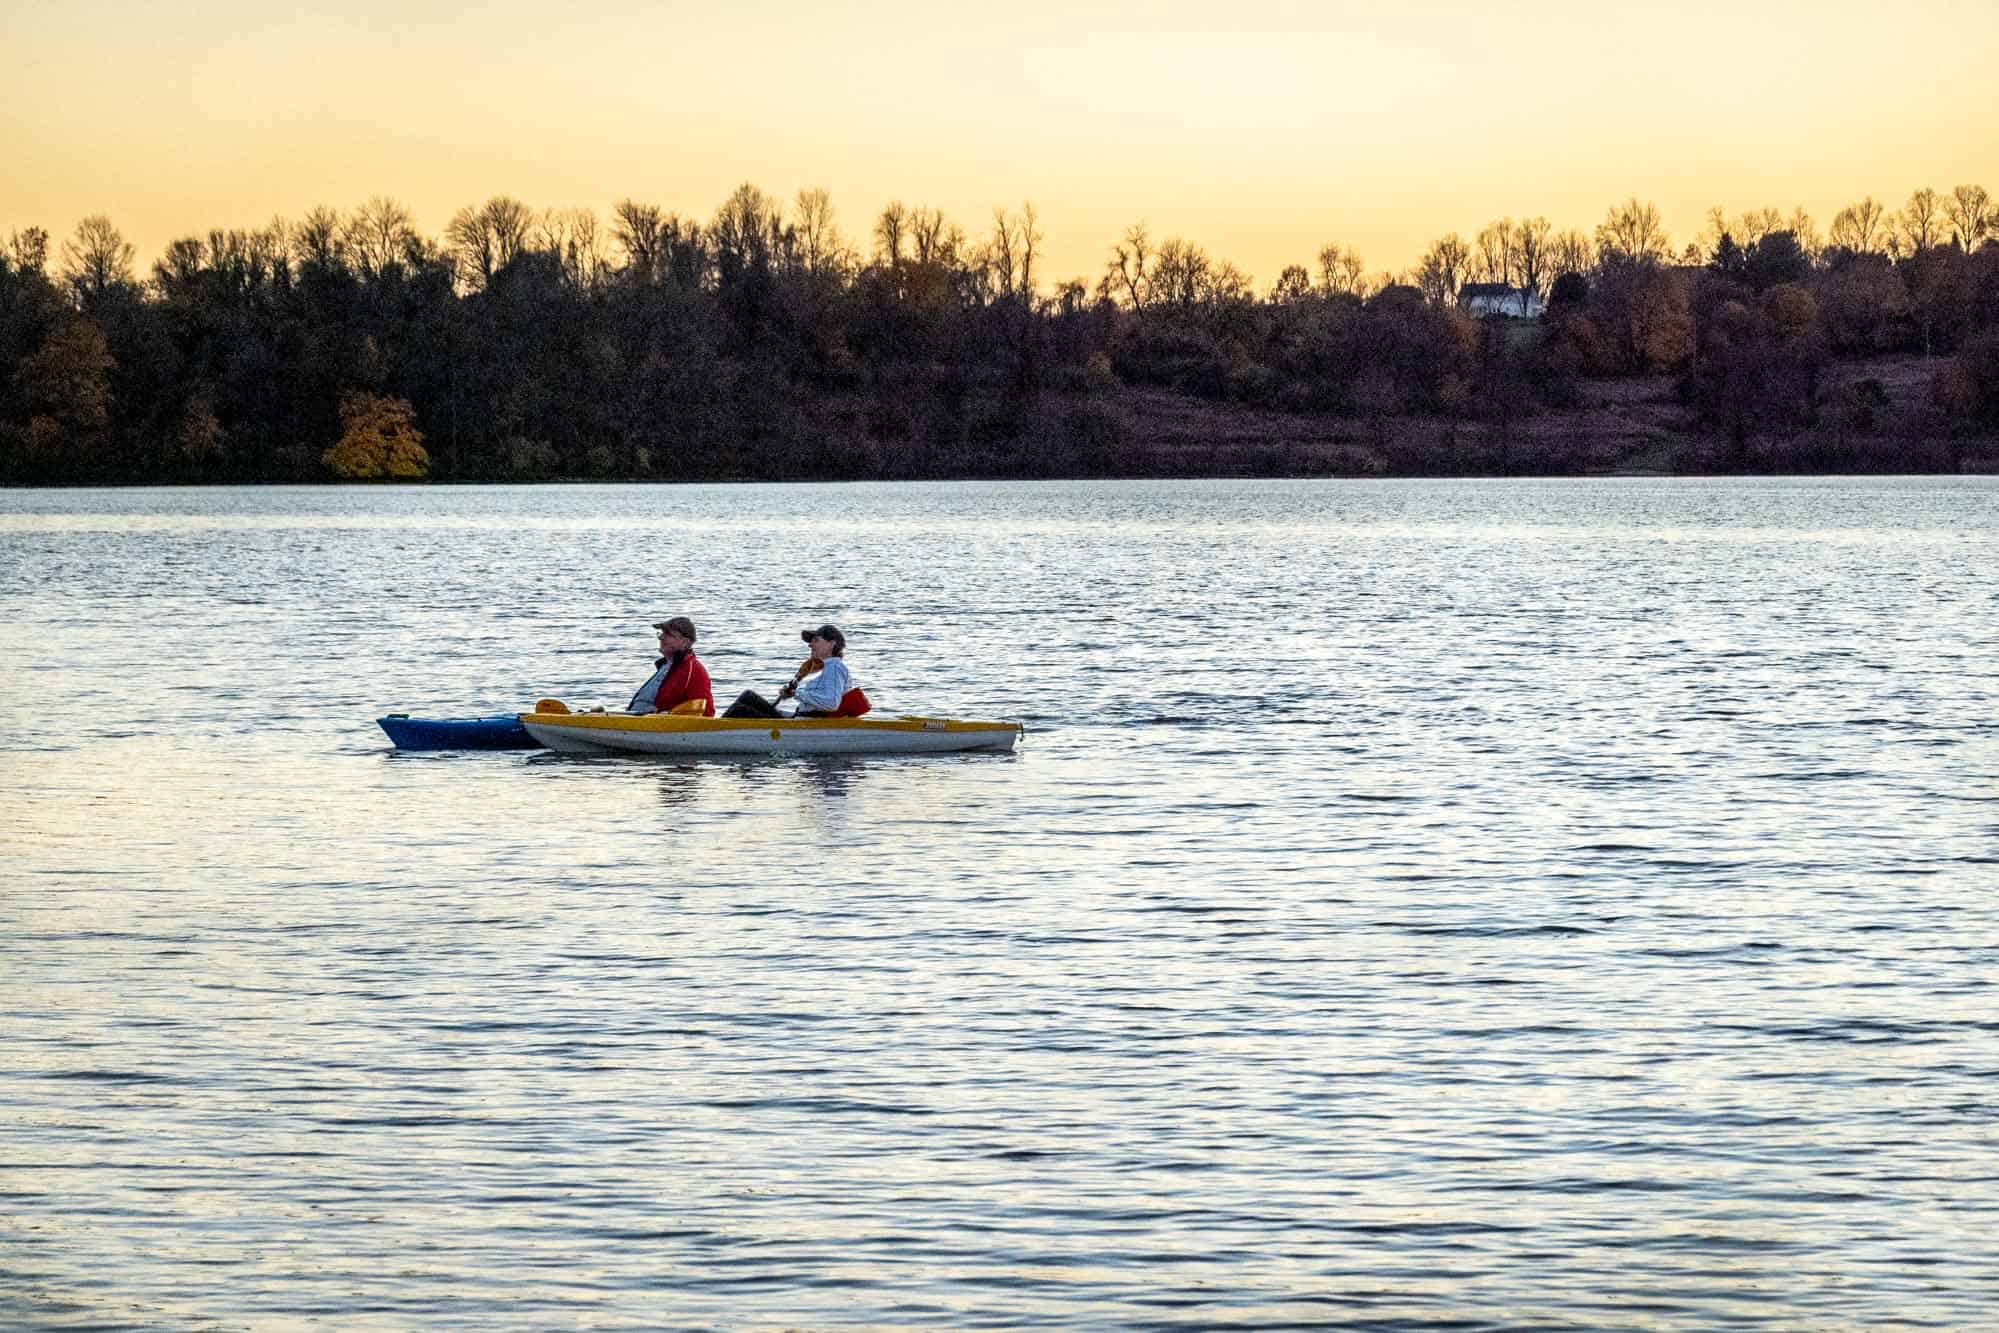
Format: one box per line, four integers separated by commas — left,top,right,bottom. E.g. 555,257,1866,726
791,659,849,711
688,657,715,716
775,656,818,706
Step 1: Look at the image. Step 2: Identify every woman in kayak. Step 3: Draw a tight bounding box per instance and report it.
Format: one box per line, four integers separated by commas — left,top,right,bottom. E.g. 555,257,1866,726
724,623,865,718
628,615,715,716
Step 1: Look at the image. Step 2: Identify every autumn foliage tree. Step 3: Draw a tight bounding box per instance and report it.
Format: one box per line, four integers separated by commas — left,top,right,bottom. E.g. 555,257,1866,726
14,316,115,479
322,392,429,478
1591,259,1694,372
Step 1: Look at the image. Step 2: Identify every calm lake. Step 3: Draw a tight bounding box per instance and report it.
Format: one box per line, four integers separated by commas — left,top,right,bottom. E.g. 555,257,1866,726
3,477,1996,1329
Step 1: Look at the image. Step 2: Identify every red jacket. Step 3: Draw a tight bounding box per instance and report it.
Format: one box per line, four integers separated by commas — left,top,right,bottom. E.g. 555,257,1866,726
650,651,714,716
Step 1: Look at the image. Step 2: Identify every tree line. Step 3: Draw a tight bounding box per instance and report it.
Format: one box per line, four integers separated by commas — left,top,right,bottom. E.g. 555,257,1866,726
4,183,1997,485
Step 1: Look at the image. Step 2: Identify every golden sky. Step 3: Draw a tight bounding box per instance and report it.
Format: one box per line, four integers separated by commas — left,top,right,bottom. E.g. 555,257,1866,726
5,0,1996,288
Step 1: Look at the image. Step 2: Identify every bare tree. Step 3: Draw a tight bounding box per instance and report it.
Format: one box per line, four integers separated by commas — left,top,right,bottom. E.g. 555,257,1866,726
245,219,290,283
530,208,563,261
1550,229,1594,279
1946,184,1992,250
1314,243,1341,293
60,215,136,305
1315,243,1367,297
613,212,707,290
1474,218,1515,284
982,209,1016,304
1207,260,1253,306
344,195,415,277
8,227,50,273
1594,197,1669,265
153,237,205,296
1738,207,1782,245
1016,202,1040,298
710,182,784,275
908,207,961,269
612,199,666,283
661,216,709,288
1786,207,1821,261
874,200,909,270
794,187,850,284
1336,250,1369,298
1512,216,1553,303
986,204,1043,302
1414,232,1471,306
573,209,609,289
1270,264,1312,304
397,229,448,272
535,207,607,290
484,196,534,270
292,206,346,269
1696,205,1729,261
1053,278,1088,318
1152,237,1211,307
446,207,495,288
1105,221,1153,310
1700,205,1787,259
1900,188,1943,253
447,195,533,288
1828,196,1888,254
981,205,1040,302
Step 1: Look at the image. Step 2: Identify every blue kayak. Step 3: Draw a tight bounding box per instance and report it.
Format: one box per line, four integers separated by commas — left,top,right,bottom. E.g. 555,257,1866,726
378,713,541,750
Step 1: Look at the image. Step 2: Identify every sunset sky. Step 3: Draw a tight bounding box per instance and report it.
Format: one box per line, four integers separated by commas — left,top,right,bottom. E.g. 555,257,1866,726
6,0,1996,288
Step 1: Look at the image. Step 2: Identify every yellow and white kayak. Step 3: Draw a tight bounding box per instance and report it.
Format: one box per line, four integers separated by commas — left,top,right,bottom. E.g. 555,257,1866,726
517,707,1023,756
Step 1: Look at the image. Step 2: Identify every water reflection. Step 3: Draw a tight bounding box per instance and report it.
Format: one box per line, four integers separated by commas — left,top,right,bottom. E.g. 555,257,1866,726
650,761,707,809
6,478,1998,1330
794,755,863,800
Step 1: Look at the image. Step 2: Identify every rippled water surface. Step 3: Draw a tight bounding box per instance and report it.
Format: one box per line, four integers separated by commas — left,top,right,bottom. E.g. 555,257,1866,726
4,478,1997,1329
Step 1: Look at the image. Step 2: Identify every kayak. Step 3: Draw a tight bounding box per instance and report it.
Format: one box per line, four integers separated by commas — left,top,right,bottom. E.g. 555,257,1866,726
378,713,542,750
518,708,1022,756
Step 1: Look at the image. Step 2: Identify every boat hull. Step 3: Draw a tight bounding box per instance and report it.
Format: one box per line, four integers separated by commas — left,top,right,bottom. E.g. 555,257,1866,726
379,714,542,750
519,711,1021,756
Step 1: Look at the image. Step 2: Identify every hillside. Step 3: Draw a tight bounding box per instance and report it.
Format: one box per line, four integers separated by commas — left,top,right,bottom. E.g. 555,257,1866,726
1103,354,1999,478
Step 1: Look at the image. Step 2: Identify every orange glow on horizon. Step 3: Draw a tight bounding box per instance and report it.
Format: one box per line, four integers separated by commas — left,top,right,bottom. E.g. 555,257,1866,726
6,0,1996,288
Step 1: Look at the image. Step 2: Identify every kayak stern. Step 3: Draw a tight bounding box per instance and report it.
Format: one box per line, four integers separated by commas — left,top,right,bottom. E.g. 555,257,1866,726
379,713,542,751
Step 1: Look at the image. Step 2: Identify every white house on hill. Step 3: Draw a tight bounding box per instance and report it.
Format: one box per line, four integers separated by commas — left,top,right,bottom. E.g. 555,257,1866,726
1458,283,1544,319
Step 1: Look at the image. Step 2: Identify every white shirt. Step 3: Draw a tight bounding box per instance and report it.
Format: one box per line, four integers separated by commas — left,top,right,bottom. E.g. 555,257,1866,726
626,657,675,713
791,656,852,713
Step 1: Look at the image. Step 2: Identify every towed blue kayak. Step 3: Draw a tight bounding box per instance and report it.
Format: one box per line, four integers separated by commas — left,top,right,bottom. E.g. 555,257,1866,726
378,713,541,750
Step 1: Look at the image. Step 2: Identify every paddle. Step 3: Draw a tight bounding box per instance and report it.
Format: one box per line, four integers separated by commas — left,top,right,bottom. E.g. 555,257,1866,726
775,655,820,707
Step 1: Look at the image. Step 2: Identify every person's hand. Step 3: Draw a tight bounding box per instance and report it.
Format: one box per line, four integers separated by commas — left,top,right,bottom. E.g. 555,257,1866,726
777,684,795,700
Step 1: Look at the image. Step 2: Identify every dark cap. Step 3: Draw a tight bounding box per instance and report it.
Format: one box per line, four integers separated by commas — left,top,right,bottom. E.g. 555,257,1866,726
651,615,697,642
801,623,845,649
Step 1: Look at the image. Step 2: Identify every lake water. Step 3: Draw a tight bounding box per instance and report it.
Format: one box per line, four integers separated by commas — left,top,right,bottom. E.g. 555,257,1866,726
3,478,1996,1330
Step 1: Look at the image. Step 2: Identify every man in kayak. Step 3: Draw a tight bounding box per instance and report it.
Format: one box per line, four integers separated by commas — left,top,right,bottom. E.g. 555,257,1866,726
723,624,864,718
628,615,715,716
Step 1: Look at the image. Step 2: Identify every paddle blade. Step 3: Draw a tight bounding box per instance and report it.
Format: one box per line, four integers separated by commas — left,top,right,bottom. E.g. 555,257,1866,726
534,697,571,714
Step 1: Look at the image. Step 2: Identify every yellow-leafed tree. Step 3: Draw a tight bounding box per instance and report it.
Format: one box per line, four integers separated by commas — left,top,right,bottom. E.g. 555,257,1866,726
15,316,114,479
1763,284,1819,344
322,392,428,479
